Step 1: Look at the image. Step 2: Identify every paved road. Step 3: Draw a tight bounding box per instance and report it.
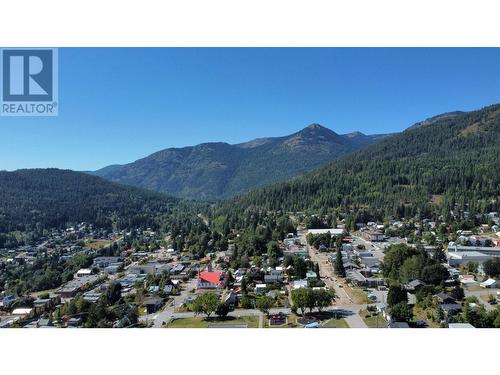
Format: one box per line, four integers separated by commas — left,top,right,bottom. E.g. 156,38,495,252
297,230,368,327
342,304,368,328
298,230,353,305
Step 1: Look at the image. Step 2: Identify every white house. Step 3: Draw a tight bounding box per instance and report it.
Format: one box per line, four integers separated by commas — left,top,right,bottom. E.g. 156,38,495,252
293,279,308,289
76,268,92,277
480,278,497,288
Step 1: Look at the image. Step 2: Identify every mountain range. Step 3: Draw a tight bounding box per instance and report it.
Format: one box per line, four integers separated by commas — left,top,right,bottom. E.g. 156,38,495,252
91,125,391,200
1,104,498,235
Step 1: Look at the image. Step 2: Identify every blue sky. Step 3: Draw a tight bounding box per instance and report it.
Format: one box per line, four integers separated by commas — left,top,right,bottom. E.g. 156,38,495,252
2,48,500,171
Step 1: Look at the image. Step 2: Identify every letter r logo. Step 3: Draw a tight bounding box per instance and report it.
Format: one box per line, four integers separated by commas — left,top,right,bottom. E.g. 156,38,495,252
2,49,53,101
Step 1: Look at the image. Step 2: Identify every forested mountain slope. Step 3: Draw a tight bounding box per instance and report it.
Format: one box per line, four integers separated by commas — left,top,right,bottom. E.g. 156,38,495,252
0,169,180,233
226,104,500,222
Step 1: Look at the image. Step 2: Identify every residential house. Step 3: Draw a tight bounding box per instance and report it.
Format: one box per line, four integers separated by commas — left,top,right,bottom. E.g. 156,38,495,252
480,278,497,288
33,298,51,308
293,280,308,289
404,279,425,293
56,275,100,299
76,268,92,277
435,292,456,304
441,304,463,317
143,296,164,314
92,257,122,270
306,271,318,280
37,318,53,328
363,230,384,242
1,295,16,308
163,285,174,295
66,317,82,327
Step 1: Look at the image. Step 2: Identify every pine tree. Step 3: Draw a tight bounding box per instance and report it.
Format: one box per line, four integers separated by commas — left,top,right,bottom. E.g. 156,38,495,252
334,249,346,278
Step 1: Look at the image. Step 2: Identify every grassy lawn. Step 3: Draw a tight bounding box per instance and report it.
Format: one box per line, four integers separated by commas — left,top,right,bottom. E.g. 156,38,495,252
359,309,386,328
85,239,112,249
351,288,369,304
31,288,57,298
321,318,349,328
464,285,483,292
480,294,497,303
167,316,259,328
412,306,441,328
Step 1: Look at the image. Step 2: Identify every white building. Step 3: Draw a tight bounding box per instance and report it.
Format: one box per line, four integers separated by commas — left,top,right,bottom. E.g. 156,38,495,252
307,228,346,236
76,268,92,277
480,278,497,288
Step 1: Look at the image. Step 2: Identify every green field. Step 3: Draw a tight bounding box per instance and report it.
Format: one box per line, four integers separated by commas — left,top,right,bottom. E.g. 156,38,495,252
167,316,260,328
351,288,369,304
85,239,112,249
359,309,386,328
321,318,349,328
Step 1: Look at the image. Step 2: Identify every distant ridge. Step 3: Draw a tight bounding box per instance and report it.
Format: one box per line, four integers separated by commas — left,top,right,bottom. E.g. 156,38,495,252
92,124,391,200
407,111,465,130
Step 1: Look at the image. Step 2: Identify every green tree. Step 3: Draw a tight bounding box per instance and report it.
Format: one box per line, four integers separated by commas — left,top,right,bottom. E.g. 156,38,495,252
433,246,447,263
293,257,308,279
215,302,230,318
382,244,420,281
421,263,449,285
389,302,413,322
399,256,425,283
314,289,335,312
256,296,274,316
291,288,309,316
241,277,248,295
314,263,321,279
305,288,316,313
191,293,220,319
334,249,346,278
450,286,465,301
107,281,122,305
483,258,500,278
387,285,408,307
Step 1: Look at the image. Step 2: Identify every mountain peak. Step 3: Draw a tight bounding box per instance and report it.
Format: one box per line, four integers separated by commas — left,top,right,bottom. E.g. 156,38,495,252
304,123,326,130
343,131,366,138
291,123,344,145
301,123,341,135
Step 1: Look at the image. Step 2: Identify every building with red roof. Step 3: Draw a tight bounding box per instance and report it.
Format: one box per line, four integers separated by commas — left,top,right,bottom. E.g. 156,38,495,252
197,271,224,289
